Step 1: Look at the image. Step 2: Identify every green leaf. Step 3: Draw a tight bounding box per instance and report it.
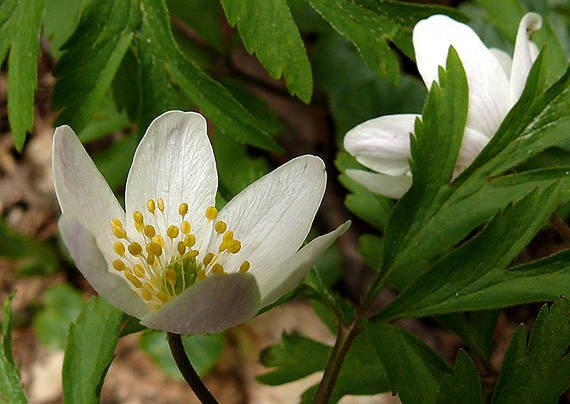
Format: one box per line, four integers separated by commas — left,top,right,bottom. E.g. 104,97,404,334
0,218,60,276
52,0,140,131
7,0,45,151
0,294,28,404
436,350,484,404
220,0,312,102
0,0,17,66
140,331,224,378
42,0,86,55
93,131,139,191
62,297,123,404
378,47,468,284
357,233,383,272
491,298,570,404
375,186,560,321
78,96,131,144
33,284,84,350
475,0,568,84
366,321,451,404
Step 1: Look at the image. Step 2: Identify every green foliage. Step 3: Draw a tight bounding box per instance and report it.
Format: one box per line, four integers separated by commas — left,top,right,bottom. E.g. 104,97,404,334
491,298,570,403
366,321,451,404
435,350,484,404
0,219,60,276
62,297,123,404
140,331,224,378
220,0,312,102
34,284,84,350
0,294,28,404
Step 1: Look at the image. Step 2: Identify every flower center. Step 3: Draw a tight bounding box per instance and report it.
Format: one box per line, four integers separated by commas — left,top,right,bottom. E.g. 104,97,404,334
109,198,250,310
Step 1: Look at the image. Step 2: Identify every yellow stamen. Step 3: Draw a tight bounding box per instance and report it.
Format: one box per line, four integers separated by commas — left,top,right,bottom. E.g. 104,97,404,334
223,231,233,242
113,242,125,256
133,211,144,225
147,199,156,214
166,268,176,285
211,264,224,274
111,219,123,229
141,289,153,301
196,269,206,281
239,261,250,273
143,282,155,293
184,234,196,248
167,225,179,239
157,292,169,303
181,221,191,234
153,235,164,247
215,221,227,234
218,241,228,252
112,259,126,271
144,225,156,239
113,227,127,239
179,203,188,217
157,197,165,212
206,206,218,220
128,242,142,256
228,240,241,254
203,253,215,266
184,250,199,259
146,253,155,265
177,241,186,256
125,272,142,288
135,222,143,232
133,264,145,277
154,304,162,311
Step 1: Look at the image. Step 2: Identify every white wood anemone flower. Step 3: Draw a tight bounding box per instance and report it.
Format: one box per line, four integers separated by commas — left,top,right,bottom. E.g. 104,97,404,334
53,111,350,335
344,13,543,199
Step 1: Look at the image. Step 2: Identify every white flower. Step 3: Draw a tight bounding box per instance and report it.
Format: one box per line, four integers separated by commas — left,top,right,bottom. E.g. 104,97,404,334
53,111,349,334
344,13,542,199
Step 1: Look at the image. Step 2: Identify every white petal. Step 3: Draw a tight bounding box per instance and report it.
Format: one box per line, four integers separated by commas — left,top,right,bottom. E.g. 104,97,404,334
125,111,217,255
490,48,513,78
413,14,511,137
346,169,412,199
214,155,326,275
59,215,148,319
52,126,125,263
344,114,417,176
510,13,542,105
140,273,260,334
455,127,490,173
259,221,351,307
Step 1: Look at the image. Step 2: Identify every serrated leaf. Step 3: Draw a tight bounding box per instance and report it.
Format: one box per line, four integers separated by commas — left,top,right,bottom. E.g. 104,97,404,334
220,0,312,102
0,0,17,65
62,297,123,404
366,321,451,404
375,186,560,321
491,298,570,404
0,294,28,404
42,0,86,55
140,331,224,379
7,0,45,151
436,350,484,404
33,284,84,350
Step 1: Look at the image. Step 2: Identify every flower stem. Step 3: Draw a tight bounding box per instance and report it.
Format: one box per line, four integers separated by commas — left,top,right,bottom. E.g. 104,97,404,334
167,333,219,404
313,308,365,404
549,212,570,246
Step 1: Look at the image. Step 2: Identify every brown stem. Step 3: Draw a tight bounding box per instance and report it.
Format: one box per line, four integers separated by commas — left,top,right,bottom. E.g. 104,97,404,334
167,333,219,404
549,213,570,247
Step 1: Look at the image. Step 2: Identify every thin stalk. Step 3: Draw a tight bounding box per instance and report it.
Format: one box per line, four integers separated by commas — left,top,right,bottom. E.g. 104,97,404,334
167,333,219,404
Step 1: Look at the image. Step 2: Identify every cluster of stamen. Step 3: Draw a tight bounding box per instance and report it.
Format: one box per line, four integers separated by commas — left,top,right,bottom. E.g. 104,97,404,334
110,197,250,310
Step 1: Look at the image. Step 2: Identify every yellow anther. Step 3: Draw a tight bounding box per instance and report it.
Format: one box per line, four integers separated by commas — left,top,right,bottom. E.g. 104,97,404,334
177,241,186,256
147,199,156,214
203,253,215,266
153,235,164,247
143,282,155,293
218,241,229,252
239,261,250,273
146,242,162,257
113,227,127,239
135,222,143,232
184,234,196,248
157,292,169,303
179,203,188,217
144,225,156,238
157,197,165,212
111,219,123,229
128,242,142,256
125,272,142,288
141,289,153,301
167,225,179,239
146,253,155,265
113,242,125,256
228,240,241,254
181,221,191,234
211,264,224,274
133,264,145,277
206,206,218,220
184,250,199,259
112,259,126,271
166,268,177,285
133,211,144,225
215,221,227,234
223,231,234,242
196,269,206,281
